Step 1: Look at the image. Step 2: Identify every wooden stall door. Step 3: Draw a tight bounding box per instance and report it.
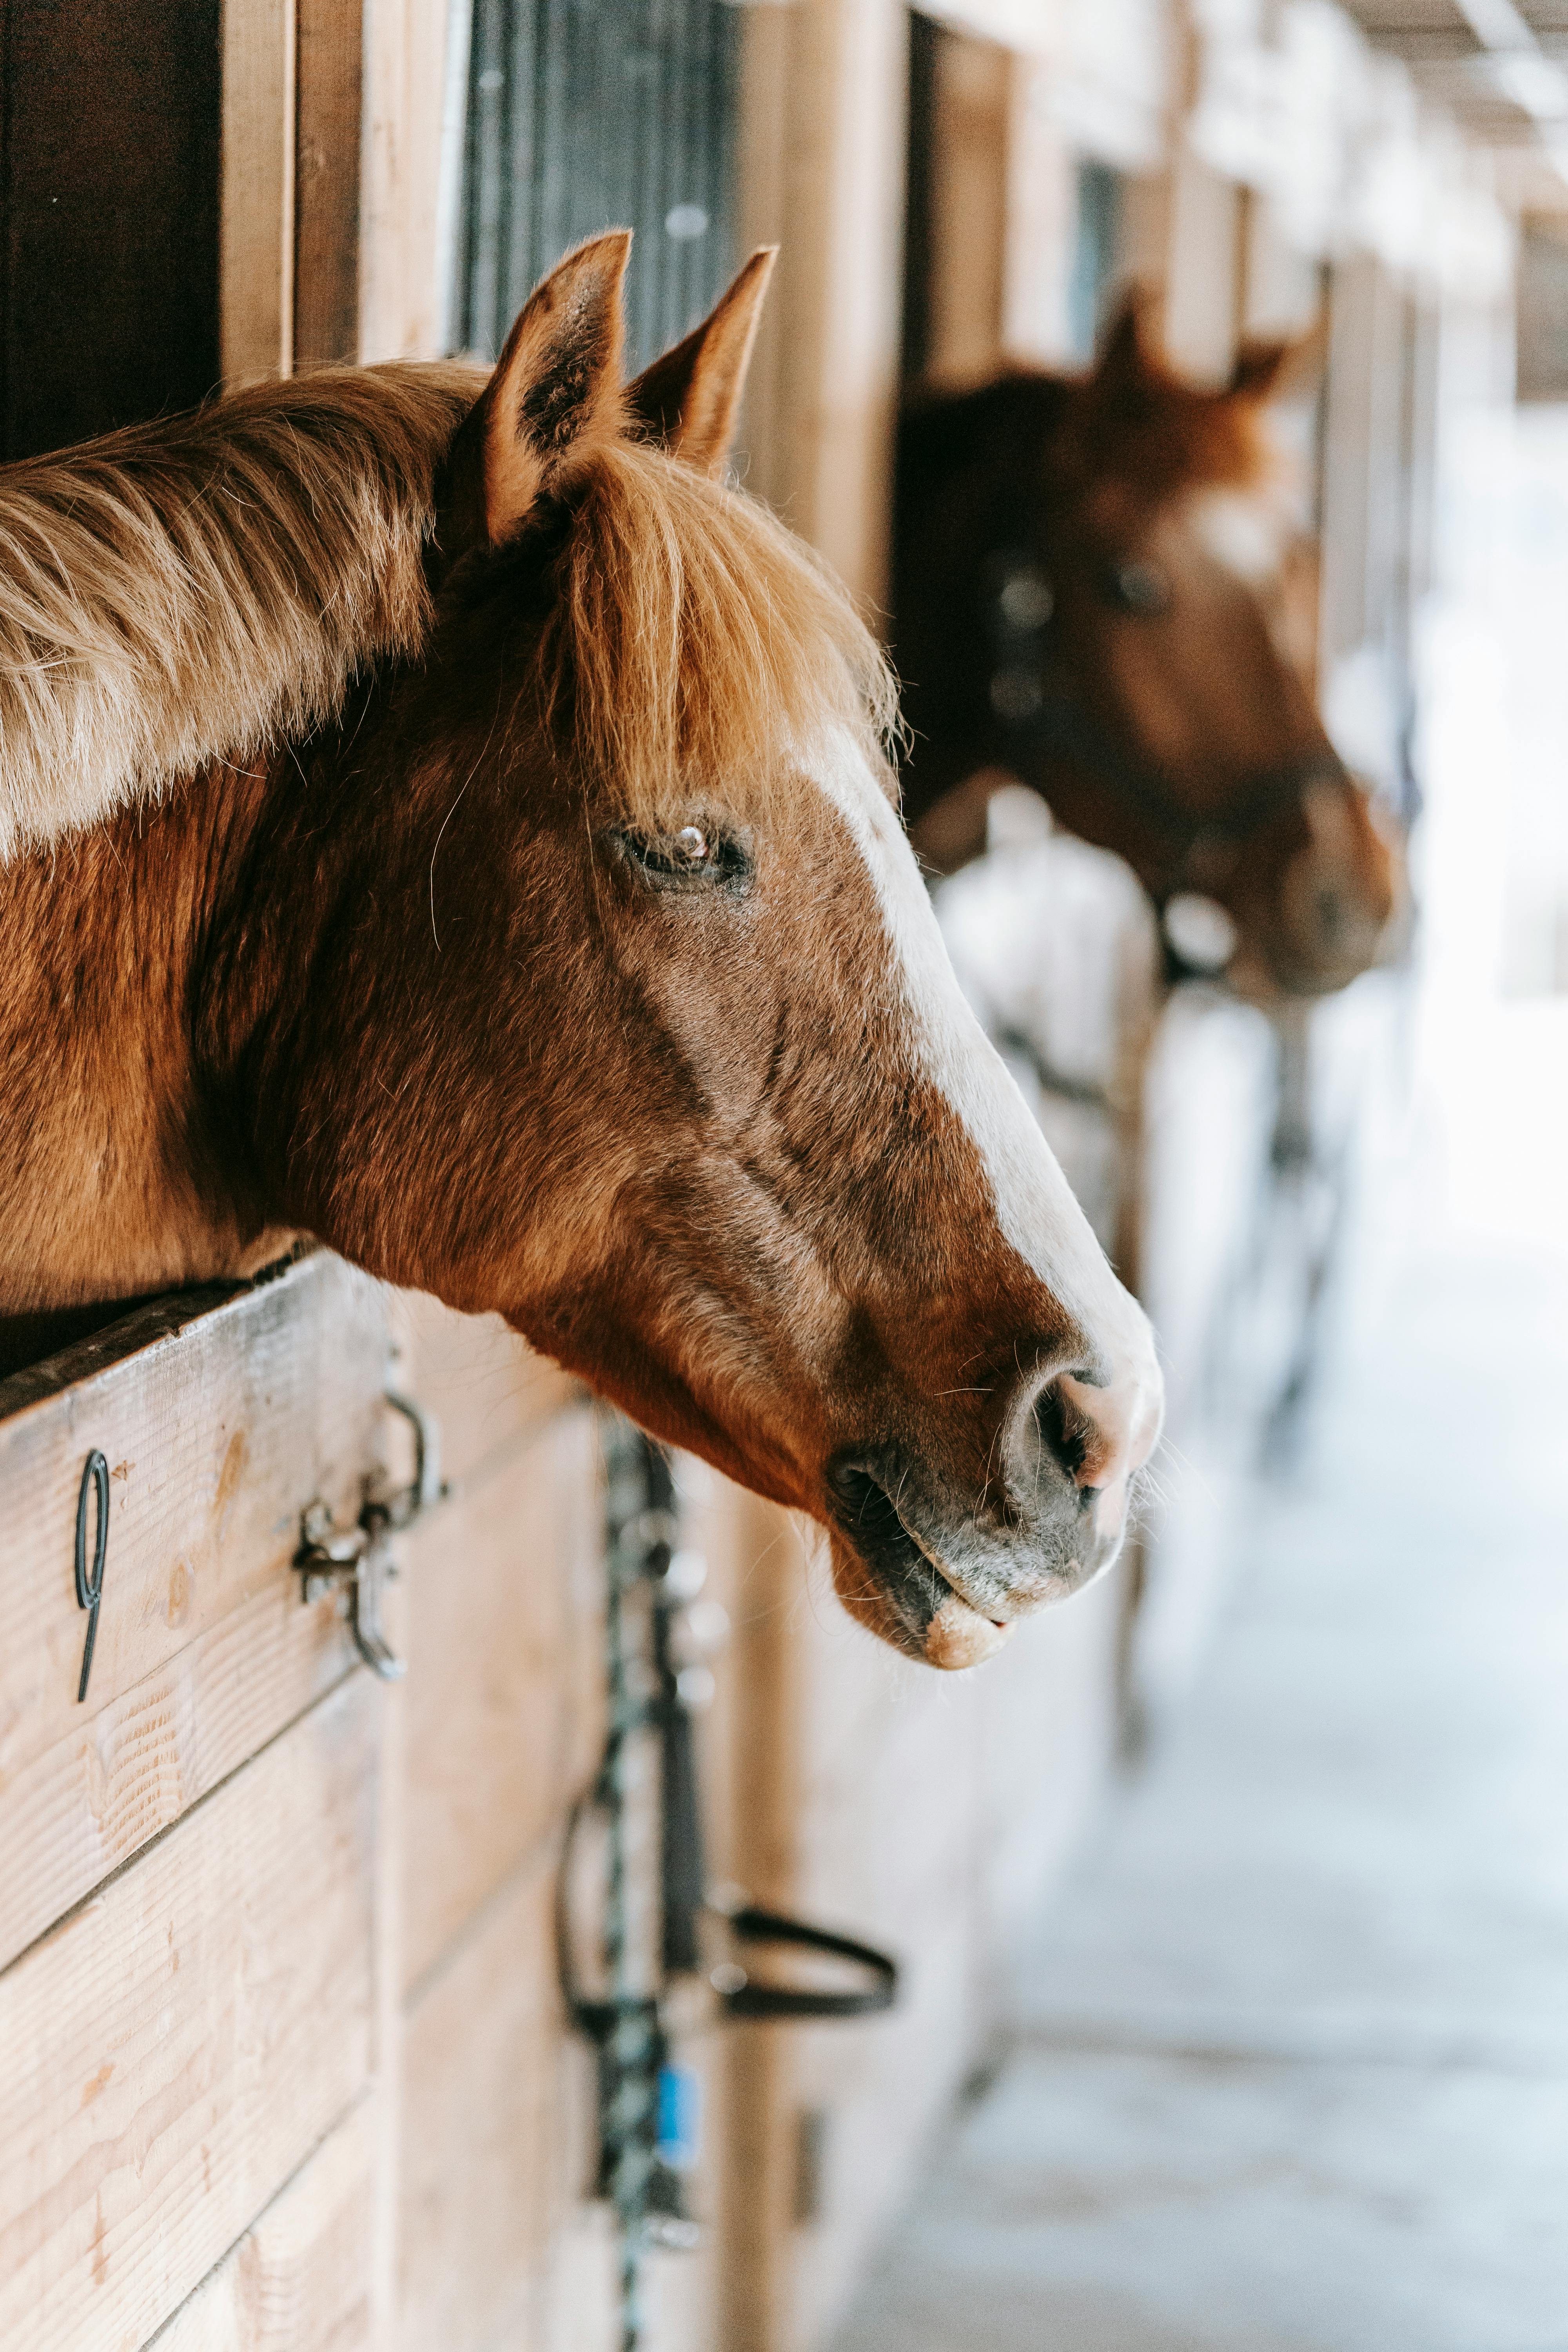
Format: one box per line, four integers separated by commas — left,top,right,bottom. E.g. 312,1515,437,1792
0,1254,397,2352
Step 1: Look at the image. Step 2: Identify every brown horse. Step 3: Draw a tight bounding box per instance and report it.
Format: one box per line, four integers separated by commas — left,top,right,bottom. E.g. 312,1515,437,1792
893,303,1399,999
0,235,1161,1670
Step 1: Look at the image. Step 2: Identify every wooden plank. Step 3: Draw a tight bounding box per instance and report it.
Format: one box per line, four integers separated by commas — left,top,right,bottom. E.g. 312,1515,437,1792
736,0,909,606
402,1849,730,2352
296,0,364,367
1162,146,1241,385
385,1292,581,1494
222,0,298,382
146,2094,379,2352
703,1483,808,2352
0,1254,388,1833
400,1405,602,1994
0,1566,356,1973
1241,190,1320,339
359,0,455,361
999,56,1076,367
925,25,1008,384
398,1436,728,2352
0,0,221,461
0,1676,379,2352
365,1541,406,2352
0,1280,249,1416
398,1853,577,2352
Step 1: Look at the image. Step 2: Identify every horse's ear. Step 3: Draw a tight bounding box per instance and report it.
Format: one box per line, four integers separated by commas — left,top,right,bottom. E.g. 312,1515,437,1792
443,230,632,557
1228,338,1292,404
1090,290,1158,394
624,247,778,475
1229,320,1326,405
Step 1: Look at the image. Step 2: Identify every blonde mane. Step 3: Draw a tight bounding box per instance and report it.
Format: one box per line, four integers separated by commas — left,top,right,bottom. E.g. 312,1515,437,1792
0,363,899,863
0,365,488,861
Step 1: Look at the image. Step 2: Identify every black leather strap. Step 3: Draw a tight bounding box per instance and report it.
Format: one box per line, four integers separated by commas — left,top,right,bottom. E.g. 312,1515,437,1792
713,1902,899,2021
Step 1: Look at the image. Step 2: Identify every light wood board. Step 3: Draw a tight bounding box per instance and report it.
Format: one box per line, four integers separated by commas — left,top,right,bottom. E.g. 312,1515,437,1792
0,1675,380,2352
146,2093,380,2352
0,1568,357,1972
296,0,363,366
385,1290,581,1494
221,0,298,383
398,1852,578,2352
0,1255,387,1838
401,1403,602,1994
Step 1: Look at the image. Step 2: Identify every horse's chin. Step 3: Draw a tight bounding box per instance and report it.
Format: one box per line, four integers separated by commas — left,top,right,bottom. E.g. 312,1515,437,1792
924,1590,1015,1670
1226,944,1374,1005
1220,945,1293,1008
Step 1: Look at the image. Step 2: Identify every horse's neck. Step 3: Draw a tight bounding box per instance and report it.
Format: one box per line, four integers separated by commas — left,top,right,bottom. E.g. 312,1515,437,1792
0,771,294,1334
894,372,1074,842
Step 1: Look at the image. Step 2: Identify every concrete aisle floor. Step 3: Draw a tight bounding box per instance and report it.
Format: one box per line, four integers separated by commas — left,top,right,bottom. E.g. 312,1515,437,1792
833,1239,1568,2352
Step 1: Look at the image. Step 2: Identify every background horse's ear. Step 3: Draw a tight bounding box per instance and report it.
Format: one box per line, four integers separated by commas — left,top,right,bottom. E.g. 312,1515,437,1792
625,247,777,475
441,229,633,560
1229,320,1327,406
1091,288,1159,393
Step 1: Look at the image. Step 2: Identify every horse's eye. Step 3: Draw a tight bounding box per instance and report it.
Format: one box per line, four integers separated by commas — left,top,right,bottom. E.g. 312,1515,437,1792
1104,559,1171,617
997,567,1053,632
614,824,749,889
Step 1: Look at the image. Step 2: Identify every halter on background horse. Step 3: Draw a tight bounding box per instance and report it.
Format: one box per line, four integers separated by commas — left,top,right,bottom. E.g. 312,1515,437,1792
0,236,1161,1669
892,301,1399,1000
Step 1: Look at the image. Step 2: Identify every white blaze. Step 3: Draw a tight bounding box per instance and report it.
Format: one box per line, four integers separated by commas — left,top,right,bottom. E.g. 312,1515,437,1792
809,730,1158,1397
1186,486,1290,584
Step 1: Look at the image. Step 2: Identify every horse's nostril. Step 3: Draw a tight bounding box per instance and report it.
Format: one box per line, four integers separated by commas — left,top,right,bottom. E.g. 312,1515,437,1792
1030,1379,1090,1490
1316,886,1344,948
1029,1368,1154,1500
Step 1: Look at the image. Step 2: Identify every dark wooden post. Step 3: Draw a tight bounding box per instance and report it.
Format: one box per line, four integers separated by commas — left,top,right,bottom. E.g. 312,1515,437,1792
0,0,223,459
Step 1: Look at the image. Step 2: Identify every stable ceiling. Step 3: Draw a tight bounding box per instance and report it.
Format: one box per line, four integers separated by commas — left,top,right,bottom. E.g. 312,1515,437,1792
1338,0,1568,149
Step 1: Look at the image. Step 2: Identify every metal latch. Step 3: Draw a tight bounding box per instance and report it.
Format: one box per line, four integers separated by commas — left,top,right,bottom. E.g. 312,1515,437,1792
295,1391,448,1679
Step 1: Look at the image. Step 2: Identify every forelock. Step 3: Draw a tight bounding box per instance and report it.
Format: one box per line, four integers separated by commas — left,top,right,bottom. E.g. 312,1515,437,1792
532,439,904,825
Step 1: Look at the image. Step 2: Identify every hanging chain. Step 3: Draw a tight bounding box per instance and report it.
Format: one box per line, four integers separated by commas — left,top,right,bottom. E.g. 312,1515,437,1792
599,1413,677,2352
568,1411,900,2352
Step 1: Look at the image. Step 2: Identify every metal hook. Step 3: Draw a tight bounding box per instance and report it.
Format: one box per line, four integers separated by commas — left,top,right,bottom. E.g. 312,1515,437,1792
294,1387,448,1682
74,1449,110,1703
347,1533,406,1681
296,1503,406,1682
379,1388,446,1525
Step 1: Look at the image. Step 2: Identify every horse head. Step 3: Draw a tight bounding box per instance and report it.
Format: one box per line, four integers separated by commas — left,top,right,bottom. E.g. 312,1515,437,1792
893,298,1400,999
204,237,1161,1665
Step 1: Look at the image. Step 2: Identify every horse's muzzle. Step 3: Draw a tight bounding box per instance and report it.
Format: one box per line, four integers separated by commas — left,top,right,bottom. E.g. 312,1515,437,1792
826,1359,1158,1669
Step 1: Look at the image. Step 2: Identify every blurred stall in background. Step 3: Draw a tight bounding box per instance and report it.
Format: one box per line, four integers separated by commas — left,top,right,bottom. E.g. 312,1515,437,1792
4,2,1564,2348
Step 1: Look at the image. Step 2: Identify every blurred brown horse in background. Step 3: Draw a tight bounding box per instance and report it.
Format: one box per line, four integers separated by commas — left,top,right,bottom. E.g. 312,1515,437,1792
893,303,1399,1000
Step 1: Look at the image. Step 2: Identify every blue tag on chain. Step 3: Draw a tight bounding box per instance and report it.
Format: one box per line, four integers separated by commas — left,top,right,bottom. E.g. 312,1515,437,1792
655,2064,702,2171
